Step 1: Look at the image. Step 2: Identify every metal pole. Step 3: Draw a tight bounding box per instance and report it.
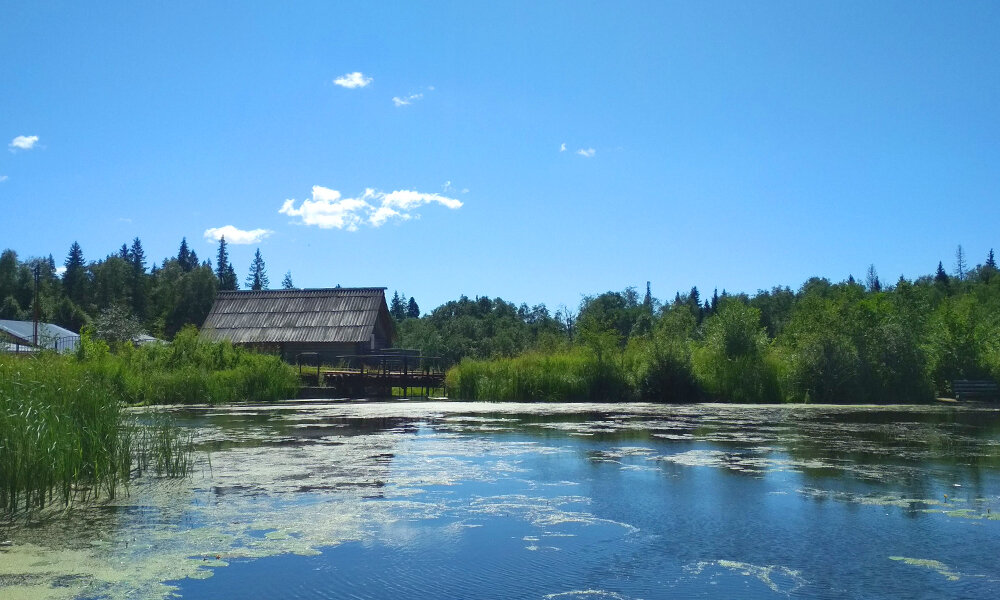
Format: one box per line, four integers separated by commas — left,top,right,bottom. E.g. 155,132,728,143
32,265,40,346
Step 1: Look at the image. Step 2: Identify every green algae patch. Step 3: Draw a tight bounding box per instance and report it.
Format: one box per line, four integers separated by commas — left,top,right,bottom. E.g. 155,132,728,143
889,556,961,581
922,508,1000,520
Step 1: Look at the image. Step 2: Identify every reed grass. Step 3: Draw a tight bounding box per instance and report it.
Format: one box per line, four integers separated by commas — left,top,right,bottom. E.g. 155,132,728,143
446,348,633,402
0,328,296,514
0,354,190,513
79,326,300,405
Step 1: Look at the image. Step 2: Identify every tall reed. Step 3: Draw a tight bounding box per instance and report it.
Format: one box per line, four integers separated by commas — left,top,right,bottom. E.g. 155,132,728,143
446,348,633,402
0,354,190,513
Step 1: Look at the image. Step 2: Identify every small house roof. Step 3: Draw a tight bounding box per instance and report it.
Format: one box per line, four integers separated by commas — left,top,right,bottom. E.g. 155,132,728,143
199,287,394,345
0,319,79,351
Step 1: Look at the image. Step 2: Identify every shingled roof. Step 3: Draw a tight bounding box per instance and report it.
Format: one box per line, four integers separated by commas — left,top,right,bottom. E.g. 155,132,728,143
199,288,394,345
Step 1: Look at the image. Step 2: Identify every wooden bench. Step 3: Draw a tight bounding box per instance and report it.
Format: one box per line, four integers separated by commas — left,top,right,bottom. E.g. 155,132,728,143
953,379,999,401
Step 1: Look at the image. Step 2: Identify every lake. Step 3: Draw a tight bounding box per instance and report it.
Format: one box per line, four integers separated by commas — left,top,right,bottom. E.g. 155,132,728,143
3,401,1000,599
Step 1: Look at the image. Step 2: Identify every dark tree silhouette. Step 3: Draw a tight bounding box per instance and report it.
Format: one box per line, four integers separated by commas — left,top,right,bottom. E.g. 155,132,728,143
245,248,269,291
62,242,88,306
215,236,238,291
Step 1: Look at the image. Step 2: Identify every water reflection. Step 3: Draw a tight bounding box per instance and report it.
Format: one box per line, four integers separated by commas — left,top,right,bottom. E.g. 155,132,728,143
2,401,999,599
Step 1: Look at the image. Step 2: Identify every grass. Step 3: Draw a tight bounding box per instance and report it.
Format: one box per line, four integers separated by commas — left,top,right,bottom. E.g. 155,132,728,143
446,347,633,402
80,325,300,405
0,354,190,513
0,327,299,514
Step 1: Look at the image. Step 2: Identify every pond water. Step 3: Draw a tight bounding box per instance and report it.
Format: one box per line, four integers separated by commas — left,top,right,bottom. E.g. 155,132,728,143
3,401,1000,599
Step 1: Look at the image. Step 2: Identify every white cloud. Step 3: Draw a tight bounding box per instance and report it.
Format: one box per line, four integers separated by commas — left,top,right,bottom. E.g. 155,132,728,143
279,185,463,231
9,135,39,151
203,225,274,245
333,72,372,88
559,143,566,152
0,175,7,183
577,148,596,158
55,266,67,276
392,93,423,107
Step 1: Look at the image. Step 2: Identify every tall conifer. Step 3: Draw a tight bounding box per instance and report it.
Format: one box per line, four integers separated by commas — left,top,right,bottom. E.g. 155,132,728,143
63,241,88,306
215,236,237,290
245,248,269,291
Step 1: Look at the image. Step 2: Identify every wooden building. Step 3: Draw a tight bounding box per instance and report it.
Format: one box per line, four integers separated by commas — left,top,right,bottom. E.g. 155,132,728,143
199,288,395,363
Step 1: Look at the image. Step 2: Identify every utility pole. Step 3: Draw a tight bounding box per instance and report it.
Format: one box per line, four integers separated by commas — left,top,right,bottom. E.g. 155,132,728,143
33,264,40,346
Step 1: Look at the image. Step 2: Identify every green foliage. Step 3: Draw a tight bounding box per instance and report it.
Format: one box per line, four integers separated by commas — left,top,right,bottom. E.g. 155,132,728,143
692,300,780,403
0,353,192,514
93,304,147,347
101,326,299,404
397,295,566,365
446,347,632,402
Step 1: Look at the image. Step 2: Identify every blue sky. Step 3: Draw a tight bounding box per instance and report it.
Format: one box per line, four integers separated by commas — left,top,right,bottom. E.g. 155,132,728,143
2,2,999,312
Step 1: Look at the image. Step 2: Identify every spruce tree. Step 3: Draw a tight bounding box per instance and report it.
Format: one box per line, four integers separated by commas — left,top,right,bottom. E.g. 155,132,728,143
935,261,950,290
984,249,997,283
407,296,420,319
119,244,129,260
128,237,147,319
281,271,295,289
245,248,269,291
390,291,406,319
688,286,702,322
177,238,192,272
215,236,238,290
63,241,88,306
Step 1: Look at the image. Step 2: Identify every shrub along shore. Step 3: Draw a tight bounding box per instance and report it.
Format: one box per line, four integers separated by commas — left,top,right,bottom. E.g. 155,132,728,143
0,327,298,513
446,283,1000,404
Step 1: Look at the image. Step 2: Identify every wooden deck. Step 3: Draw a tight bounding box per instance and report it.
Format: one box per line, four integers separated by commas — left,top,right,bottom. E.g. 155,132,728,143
298,371,445,398
296,352,446,398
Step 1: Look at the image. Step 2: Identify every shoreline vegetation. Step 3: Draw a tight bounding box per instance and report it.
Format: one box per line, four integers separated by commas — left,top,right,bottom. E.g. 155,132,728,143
437,257,1000,404
0,328,298,514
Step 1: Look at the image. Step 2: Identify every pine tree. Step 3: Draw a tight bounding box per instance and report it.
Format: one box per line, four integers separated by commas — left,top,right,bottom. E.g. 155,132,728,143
407,296,420,319
281,271,295,289
128,238,146,274
390,290,406,319
984,249,997,283
177,238,192,272
63,241,88,306
245,248,269,291
710,288,719,313
643,282,652,311
688,286,702,321
119,244,129,260
935,261,950,289
128,237,147,319
215,236,238,290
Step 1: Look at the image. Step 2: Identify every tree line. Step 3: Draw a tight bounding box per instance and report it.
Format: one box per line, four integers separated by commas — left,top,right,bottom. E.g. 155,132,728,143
404,247,1000,401
0,236,288,340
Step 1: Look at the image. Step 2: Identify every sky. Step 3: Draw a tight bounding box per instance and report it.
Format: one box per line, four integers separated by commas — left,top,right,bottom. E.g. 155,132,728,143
2,1,999,313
